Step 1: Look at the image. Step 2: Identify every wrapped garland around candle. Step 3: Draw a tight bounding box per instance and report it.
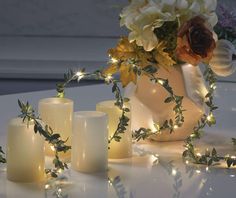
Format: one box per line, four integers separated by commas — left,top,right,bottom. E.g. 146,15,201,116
17,100,71,178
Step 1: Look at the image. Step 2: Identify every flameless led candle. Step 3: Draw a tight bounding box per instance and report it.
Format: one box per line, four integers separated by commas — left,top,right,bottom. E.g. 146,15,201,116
7,118,45,182
96,100,132,159
38,97,73,158
71,111,108,173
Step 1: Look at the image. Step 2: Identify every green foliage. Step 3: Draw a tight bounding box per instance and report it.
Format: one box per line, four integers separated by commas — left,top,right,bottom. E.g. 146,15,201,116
154,20,178,52
183,66,236,168
18,100,71,178
132,65,184,140
55,69,130,146
0,146,6,164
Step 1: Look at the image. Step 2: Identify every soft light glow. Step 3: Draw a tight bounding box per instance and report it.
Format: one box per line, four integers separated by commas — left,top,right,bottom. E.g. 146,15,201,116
210,84,217,90
185,160,189,165
76,71,85,81
206,167,209,171
110,57,118,64
196,153,201,157
196,169,201,174
173,125,179,129
45,184,50,189
158,79,164,85
105,74,113,82
190,134,195,138
172,169,177,176
231,156,236,159
50,145,56,152
58,188,62,193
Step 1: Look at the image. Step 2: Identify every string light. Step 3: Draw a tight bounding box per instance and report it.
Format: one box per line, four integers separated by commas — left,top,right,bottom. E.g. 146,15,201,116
207,113,214,122
105,74,113,83
110,57,118,64
158,79,164,85
196,153,202,157
45,184,50,190
210,84,217,90
196,169,201,174
173,125,179,129
50,145,56,152
76,71,85,81
172,169,177,176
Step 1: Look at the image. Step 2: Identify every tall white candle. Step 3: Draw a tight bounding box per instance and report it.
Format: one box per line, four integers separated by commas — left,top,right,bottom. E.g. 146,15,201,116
7,118,45,182
38,97,73,158
71,111,108,173
96,100,132,159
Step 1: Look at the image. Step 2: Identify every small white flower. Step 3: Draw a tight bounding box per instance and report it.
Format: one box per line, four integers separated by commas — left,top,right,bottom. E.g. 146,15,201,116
120,0,218,51
210,40,236,76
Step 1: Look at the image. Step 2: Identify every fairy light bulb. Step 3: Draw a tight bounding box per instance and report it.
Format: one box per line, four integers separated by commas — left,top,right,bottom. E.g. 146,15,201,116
110,57,118,64
76,71,85,81
158,79,164,85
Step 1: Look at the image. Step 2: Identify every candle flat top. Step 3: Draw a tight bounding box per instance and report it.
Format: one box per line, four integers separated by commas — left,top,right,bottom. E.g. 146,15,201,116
39,97,73,105
8,118,34,127
96,100,116,108
74,111,107,118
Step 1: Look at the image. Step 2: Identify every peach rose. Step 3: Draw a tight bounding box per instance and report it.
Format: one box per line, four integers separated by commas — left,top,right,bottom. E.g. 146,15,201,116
176,16,216,65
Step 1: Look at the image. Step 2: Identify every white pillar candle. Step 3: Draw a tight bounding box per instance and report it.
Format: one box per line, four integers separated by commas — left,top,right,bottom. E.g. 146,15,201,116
38,97,73,158
71,111,108,173
7,118,45,182
96,100,132,159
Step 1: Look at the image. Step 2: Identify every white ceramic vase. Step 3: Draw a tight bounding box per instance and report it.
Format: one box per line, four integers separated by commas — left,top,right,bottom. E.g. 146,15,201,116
125,64,208,141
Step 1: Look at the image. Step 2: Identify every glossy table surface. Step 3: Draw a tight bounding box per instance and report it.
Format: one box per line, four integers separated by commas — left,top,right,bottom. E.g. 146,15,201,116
0,82,236,198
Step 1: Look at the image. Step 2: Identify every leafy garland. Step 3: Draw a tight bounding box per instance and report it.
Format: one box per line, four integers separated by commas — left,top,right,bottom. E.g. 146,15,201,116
131,64,184,141
182,66,236,168
56,69,130,145
0,146,6,164
18,100,71,178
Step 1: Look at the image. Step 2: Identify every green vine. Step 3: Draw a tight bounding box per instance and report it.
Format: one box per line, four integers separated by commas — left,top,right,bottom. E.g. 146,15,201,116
18,100,71,178
132,64,184,141
56,69,130,145
182,66,236,168
232,138,236,146
0,146,6,164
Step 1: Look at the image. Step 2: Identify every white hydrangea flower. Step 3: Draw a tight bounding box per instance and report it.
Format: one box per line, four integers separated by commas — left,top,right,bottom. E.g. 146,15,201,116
120,0,218,51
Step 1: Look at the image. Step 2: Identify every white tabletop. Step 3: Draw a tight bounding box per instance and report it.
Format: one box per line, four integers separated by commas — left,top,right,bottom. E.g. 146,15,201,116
0,82,236,198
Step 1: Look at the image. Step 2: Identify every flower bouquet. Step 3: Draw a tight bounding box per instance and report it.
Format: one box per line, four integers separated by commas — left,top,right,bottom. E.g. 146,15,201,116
104,0,236,141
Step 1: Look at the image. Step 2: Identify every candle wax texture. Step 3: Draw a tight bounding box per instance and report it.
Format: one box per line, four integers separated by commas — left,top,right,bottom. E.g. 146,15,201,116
71,111,108,173
7,118,45,182
96,100,132,159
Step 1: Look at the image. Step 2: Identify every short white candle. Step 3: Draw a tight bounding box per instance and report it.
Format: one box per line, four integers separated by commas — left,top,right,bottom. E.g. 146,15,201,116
71,111,108,173
7,118,45,182
38,97,73,158
96,100,132,159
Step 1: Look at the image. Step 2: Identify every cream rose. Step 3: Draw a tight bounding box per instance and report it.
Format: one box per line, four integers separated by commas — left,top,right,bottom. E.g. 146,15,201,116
120,0,218,51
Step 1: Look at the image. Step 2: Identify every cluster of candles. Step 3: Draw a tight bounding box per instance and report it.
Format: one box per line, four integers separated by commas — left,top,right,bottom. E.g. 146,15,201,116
6,97,132,183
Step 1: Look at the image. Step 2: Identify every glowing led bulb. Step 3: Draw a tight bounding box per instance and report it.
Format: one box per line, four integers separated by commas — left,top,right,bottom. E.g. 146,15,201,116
110,57,118,64
50,145,56,152
158,80,164,85
172,169,177,176
173,125,179,129
45,184,50,189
